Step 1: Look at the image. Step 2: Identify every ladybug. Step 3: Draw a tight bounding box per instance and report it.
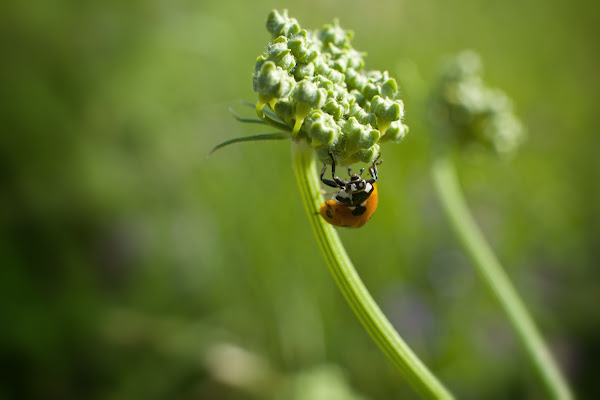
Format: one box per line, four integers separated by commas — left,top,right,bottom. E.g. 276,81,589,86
319,154,382,228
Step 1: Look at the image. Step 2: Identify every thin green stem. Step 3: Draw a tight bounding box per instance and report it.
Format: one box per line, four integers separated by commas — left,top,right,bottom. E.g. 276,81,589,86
431,150,573,400
292,142,454,400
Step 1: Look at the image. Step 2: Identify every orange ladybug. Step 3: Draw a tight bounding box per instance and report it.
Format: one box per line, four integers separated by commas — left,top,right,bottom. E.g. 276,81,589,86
319,154,381,228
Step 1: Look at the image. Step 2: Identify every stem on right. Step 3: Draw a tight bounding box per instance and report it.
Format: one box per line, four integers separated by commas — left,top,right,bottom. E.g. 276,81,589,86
431,150,573,400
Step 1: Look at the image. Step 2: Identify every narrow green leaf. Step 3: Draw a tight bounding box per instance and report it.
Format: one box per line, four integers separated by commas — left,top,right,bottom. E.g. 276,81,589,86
229,107,267,124
209,132,290,156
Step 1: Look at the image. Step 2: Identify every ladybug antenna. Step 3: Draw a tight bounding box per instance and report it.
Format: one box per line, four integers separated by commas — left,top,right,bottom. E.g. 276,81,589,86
347,166,365,177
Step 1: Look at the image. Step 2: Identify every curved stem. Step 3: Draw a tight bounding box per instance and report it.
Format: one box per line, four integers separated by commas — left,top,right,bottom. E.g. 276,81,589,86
431,150,573,400
292,142,454,400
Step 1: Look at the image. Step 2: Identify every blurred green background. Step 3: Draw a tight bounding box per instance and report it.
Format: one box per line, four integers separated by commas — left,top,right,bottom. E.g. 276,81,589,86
1,0,598,399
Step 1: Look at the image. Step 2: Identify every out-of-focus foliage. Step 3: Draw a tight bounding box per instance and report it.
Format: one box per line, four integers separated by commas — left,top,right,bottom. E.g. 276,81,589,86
0,0,598,399
429,50,524,155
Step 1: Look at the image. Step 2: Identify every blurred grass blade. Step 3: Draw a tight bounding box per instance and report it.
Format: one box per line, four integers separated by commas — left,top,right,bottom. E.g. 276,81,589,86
209,132,290,155
292,142,454,400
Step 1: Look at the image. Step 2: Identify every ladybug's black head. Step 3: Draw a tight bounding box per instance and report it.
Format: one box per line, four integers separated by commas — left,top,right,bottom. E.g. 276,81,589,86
349,174,362,183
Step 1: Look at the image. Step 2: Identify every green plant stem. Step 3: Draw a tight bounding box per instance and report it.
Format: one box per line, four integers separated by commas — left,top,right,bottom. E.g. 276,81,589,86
431,150,573,400
292,142,454,400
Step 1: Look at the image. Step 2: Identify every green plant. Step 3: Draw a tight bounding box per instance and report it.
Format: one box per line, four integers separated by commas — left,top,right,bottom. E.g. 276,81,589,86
211,11,573,400
429,51,572,400
212,10,452,399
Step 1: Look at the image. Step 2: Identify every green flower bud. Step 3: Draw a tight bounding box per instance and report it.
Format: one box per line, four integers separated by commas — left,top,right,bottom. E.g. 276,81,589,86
252,10,409,166
430,50,525,154
380,78,398,99
257,37,296,72
346,49,365,70
273,98,296,127
318,20,353,48
380,121,409,143
331,54,348,73
363,82,380,101
266,10,300,38
357,110,376,128
343,117,380,152
253,61,294,115
345,69,368,92
292,80,326,106
322,98,343,120
313,74,335,91
338,91,355,110
304,110,340,147
339,144,380,166
367,70,383,81
288,31,319,63
349,89,365,107
293,62,315,80
290,81,327,136
371,95,402,133
316,63,345,85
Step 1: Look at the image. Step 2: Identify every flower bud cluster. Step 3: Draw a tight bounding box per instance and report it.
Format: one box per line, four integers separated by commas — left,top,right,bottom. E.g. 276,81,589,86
430,50,524,155
253,10,408,165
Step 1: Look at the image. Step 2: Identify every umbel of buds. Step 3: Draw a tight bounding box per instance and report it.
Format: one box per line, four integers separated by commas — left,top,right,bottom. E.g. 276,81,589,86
430,50,525,155
253,10,408,166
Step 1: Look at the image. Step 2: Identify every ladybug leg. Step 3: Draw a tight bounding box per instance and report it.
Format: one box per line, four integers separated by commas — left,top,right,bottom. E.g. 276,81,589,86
329,153,347,187
367,154,382,184
320,163,342,189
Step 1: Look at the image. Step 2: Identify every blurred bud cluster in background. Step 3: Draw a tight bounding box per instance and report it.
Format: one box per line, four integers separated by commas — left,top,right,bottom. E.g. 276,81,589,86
1,0,598,399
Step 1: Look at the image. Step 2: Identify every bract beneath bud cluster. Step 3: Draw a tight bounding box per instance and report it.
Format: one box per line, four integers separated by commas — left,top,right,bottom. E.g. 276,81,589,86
431,50,525,155
253,10,408,166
